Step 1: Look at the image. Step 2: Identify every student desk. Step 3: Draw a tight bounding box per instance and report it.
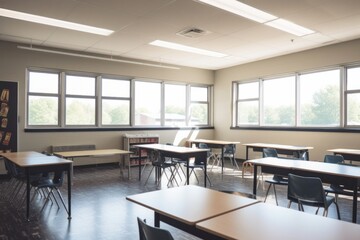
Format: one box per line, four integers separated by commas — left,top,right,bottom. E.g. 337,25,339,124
243,143,313,160
53,149,132,178
126,185,259,239
1,152,72,221
248,157,360,223
328,148,360,163
188,139,240,174
132,144,209,186
196,203,360,240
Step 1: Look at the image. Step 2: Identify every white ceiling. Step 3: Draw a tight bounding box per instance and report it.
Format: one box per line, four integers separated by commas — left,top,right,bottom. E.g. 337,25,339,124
1,0,360,70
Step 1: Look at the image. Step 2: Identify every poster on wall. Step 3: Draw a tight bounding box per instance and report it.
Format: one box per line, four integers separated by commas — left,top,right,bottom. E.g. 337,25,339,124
0,81,18,152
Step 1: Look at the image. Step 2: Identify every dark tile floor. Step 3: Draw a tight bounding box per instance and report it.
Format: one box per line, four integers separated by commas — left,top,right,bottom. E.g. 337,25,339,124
0,161,358,240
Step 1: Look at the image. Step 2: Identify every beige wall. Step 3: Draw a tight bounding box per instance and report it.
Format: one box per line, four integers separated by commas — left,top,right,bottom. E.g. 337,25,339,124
2,38,360,163
214,38,360,161
0,40,215,165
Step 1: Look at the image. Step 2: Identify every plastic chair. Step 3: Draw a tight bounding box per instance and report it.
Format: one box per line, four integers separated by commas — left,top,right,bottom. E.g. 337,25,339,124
144,151,178,187
224,144,239,170
183,154,212,186
137,217,174,240
263,148,287,205
323,155,358,202
287,173,341,219
30,170,69,214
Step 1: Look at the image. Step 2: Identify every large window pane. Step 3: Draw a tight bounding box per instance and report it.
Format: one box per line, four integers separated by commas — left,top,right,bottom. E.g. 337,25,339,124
102,99,130,125
237,101,258,125
191,86,207,101
66,98,95,125
238,82,259,99
299,69,340,126
29,72,58,94
102,78,130,97
190,103,208,125
347,67,360,90
135,81,161,125
346,67,360,126
263,76,295,126
66,75,95,96
165,84,186,126
346,93,360,125
28,96,58,125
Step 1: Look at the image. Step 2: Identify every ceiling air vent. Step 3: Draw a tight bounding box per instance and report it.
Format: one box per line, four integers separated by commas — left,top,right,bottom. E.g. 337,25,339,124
176,27,211,38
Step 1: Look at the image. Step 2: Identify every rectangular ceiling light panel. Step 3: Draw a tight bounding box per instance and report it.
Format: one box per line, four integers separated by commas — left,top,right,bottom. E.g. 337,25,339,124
0,8,114,36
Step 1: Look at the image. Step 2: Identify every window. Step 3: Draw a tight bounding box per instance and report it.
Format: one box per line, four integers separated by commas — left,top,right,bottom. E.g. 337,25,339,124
164,84,186,126
236,81,259,125
346,66,360,126
27,71,59,126
190,86,209,125
263,76,295,126
26,69,212,129
102,78,130,125
234,67,346,129
299,69,340,127
134,81,161,126
65,75,96,126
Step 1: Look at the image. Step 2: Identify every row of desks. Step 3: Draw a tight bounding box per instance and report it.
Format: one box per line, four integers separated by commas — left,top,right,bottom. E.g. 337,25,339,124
127,185,360,240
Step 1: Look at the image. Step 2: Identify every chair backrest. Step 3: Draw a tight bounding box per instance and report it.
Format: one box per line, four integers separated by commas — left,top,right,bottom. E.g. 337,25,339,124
287,173,326,207
263,148,278,158
198,143,211,158
224,144,236,155
137,217,174,240
324,154,344,164
52,170,65,186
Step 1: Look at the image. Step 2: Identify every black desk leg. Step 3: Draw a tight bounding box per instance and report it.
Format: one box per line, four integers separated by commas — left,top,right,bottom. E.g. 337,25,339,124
221,147,224,175
154,212,160,227
353,186,358,223
204,155,207,188
246,147,249,160
67,166,72,219
138,148,142,181
252,165,258,196
26,170,30,221
186,158,189,185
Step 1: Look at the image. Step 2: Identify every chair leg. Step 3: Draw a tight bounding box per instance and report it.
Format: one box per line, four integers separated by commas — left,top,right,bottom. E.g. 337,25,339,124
264,184,272,203
273,185,279,206
334,202,341,220
287,200,292,208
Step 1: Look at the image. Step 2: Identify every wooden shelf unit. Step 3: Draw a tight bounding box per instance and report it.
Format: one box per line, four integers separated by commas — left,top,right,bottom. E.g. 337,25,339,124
123,134,159,167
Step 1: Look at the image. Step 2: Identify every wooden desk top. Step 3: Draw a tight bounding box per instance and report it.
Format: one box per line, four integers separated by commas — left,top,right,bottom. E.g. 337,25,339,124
243,143,313,151
0,151,48,159
133,144,208,154
53,148,132,158
196,203,360,240
126,185,259,226
248,157,360,179
4,155,72,168
328,148,360,155
190,139,240,145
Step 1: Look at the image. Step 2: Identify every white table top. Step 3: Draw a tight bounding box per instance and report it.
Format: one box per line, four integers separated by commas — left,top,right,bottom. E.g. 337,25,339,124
126,185,259,226
133,144,208,154
328,148,360,155
248,157,360,179
196,203,360,240
243,143,313,151
2,154,72,167
190,139,240,145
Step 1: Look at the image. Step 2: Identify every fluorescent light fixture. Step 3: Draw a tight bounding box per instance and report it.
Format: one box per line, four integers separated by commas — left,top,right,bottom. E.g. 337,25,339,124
0,8,114,36
196,0,277,23
150,40,227,58
265,18,315,36
17,45,180,70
